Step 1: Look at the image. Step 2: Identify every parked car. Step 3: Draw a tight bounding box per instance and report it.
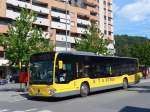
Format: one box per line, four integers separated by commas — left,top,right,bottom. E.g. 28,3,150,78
0,79,8,85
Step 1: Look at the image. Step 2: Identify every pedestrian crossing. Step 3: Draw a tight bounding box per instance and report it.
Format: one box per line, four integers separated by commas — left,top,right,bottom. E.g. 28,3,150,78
0,108,53,112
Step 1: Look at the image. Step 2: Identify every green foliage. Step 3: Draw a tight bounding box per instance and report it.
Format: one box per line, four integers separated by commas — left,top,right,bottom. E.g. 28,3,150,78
115,35,150,66
0,8,53,66
115,35,149,57
75,20,110,55
130,42,150,66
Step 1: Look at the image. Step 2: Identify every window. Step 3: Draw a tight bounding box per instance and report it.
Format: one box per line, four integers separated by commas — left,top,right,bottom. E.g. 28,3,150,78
76,56,113,78
0,51,4,58
52,17,60,22
108,31,112,36
103,1,106,5
108,17,112,21
55,54,76,83
51,7,69,14
55,54,139,82
0,18,13,25
104,16,107,20
104,30,107,35
108,2,112,6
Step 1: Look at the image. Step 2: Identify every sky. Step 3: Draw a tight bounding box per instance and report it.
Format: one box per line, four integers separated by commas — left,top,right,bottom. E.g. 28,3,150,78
113,0,150,38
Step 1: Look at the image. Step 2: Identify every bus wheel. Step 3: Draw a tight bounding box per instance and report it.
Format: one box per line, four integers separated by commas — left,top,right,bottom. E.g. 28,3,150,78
123,79,128,90
80,83,89,97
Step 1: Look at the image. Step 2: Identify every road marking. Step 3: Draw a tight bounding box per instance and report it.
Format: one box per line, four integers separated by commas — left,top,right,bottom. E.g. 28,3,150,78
9,98,27,103
38,110,53,112
12,110,25,112
25,108,37,112
0,109,9,112
0,109,53,112
14,98,27,102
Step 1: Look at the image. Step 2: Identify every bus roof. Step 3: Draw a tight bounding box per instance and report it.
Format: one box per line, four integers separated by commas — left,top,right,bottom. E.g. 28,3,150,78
31,51,138,60
57,51,138,60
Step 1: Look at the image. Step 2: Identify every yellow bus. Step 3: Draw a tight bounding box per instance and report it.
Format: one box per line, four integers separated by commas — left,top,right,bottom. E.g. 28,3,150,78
28,51,142,97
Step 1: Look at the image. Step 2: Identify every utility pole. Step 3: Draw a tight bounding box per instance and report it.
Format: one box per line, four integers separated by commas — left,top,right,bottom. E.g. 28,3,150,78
65,0,68,51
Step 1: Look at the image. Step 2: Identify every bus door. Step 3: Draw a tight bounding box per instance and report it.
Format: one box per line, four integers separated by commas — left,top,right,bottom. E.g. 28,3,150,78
55,60,77,93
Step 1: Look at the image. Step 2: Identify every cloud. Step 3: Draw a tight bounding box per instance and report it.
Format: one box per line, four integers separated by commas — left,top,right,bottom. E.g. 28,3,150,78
119,0,150,22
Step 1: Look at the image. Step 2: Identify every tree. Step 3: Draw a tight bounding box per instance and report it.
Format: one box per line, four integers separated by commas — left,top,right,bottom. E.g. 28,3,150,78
130,42,150,66
0,8,53,67
75,20,111,55
115,35,150,66
115,35,149,57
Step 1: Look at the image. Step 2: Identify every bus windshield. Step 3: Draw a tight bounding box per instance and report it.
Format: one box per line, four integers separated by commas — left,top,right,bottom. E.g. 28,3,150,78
30,53,55,84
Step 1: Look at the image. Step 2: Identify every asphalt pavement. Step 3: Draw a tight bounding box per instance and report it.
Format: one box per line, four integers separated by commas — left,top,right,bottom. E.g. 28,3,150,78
0,78,150,112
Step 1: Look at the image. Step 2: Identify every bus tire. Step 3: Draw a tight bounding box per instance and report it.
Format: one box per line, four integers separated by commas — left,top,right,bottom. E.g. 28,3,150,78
80,83,89,97
27,95,35,100
123,78,128,90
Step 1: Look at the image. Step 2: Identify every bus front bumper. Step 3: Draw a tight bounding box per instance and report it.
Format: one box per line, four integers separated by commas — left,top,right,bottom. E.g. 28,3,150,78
28,85,56,97
28,85,80,98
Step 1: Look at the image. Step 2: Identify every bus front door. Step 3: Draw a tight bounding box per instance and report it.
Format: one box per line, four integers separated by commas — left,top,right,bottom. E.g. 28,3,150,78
55,63,76,95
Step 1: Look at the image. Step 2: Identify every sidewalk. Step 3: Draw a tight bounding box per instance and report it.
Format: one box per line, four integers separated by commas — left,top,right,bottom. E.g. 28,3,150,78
140,75,150,83
0,83,20,91
0,83,28,102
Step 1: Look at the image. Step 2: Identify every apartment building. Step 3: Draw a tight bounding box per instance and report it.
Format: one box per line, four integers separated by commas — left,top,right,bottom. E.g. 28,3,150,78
0,0,113,50
0,0,113,78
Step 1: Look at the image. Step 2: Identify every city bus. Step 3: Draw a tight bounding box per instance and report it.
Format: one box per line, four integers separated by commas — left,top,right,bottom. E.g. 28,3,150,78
28,51,142,97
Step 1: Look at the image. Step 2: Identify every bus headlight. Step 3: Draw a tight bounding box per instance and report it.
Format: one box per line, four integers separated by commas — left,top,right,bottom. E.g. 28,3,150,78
49,89,56,95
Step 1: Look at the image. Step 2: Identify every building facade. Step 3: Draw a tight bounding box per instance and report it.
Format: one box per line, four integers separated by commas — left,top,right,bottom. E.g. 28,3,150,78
0,0,113,78
0,0,113,51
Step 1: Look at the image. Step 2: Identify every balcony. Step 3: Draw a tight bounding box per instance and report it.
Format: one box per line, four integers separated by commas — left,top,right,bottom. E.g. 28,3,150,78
108,20,113,26
87,6,99,14
56,35,75,43
51,11,70,20
85,0,99,6
51,21,70,30
6,10,20,19
77,19,90,25
34,17,49,26
6,0,31,9
90,15,98,21
55,47,71,51
32,5,49,14
60,18,70,24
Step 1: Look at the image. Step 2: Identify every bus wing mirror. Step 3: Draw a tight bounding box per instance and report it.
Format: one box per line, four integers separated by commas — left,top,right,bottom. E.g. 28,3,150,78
59,60,63,69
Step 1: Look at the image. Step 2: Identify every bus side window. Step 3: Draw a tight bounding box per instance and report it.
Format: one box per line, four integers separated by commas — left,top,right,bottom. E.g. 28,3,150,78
65,64,73,81
78,63,84,78
89,64,100,78
78,63,88,78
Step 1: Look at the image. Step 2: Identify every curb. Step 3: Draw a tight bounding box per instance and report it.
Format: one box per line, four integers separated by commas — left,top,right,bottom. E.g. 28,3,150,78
140,78,150,83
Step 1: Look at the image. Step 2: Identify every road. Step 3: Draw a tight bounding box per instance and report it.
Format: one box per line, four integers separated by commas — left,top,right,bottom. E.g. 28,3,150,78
0,80,150,112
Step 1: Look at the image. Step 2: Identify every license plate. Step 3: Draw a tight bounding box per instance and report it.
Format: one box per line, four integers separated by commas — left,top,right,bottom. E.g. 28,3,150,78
36,93,42,96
